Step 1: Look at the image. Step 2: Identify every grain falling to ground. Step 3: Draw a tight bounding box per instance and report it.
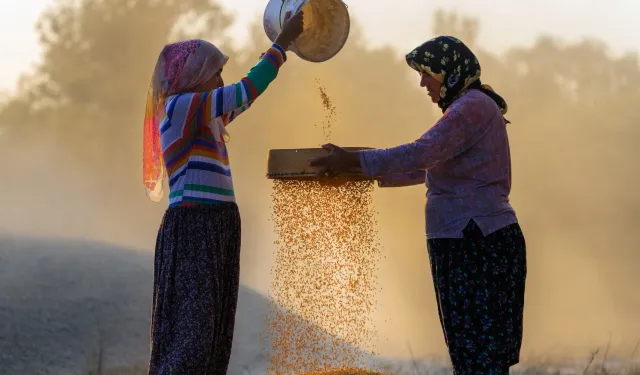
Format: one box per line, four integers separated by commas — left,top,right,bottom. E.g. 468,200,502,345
266,180,383,375
315,79,336,142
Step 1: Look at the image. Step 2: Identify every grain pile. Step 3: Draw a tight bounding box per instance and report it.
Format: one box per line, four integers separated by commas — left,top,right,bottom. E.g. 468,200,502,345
265,83,384,374
292,370,387,375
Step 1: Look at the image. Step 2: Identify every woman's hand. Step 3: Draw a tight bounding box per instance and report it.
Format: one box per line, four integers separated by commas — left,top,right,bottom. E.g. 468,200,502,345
275,10,305,50
309,143,362,178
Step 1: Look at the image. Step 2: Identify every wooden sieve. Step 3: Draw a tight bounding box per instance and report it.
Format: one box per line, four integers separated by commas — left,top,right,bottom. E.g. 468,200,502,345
266,147,375,181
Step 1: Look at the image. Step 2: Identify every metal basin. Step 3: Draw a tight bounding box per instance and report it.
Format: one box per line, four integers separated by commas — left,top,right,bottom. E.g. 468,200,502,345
263,0,351,63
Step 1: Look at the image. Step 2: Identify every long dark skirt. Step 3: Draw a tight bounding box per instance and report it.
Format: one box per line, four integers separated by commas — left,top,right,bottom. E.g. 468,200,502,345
427,220,527,375
148,203,241,375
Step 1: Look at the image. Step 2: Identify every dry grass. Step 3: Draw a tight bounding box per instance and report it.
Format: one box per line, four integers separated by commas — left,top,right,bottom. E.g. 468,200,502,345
77,345,640,375
76,331,640,375
77,363,640,375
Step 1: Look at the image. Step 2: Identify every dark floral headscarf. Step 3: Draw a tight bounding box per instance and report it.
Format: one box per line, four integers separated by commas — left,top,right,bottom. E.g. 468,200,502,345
406,35,508,117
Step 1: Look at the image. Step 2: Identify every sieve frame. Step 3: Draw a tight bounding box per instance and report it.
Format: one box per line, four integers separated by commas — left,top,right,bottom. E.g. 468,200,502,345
266,147,376,181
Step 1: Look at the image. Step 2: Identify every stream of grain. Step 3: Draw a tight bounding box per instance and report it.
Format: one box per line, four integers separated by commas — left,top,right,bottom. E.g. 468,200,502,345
264,82,385,375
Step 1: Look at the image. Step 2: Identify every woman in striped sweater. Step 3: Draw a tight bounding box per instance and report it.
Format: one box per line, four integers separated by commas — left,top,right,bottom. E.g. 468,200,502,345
142,11,304,375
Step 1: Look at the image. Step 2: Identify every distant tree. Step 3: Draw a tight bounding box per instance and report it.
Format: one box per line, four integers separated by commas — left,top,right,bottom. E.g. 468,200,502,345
0,0,435,254
432,9,480,48
0,0,234,166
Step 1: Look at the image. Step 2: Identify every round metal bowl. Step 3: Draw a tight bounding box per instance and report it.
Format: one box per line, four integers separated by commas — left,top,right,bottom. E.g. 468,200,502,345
263,0,351,63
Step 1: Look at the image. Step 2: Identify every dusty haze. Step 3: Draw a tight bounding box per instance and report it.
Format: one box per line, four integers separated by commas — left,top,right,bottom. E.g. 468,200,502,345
0,0,638,363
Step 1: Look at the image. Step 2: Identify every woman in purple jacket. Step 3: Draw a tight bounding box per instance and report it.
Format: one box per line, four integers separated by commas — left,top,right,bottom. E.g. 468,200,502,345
310,35,527,375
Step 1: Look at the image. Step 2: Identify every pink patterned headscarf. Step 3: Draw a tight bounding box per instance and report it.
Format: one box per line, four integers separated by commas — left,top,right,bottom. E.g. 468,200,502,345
143,39,229,202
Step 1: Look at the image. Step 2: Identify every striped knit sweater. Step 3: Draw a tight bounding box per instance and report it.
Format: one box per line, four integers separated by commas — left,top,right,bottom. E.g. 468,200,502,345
160,43,287,207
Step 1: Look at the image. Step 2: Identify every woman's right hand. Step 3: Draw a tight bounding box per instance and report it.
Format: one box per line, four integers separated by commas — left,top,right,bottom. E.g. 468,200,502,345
275,10,305,50
309,143,362,178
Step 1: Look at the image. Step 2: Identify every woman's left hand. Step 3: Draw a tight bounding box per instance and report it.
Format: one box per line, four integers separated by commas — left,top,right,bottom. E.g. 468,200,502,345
309,143,362,178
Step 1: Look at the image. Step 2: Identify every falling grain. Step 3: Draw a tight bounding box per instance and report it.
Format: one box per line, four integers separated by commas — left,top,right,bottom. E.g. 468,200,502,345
315,79,336,142
266,180,384,374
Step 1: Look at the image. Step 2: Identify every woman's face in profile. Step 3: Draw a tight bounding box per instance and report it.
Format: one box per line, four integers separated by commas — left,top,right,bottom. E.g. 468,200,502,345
193,67,224,93
420,72,441,104
203,68,224,91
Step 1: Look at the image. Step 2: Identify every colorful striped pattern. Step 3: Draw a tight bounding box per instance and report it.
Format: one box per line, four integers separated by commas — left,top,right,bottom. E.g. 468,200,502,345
160,44,287,207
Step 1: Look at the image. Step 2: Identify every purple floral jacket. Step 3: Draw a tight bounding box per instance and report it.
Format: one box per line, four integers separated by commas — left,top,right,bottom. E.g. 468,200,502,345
358,89,518,239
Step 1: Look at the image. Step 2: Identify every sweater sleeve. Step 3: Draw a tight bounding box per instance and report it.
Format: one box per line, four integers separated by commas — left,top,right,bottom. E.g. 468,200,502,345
162,44,287,139
377,170,426,188
358,93,496,178
214,43,287,127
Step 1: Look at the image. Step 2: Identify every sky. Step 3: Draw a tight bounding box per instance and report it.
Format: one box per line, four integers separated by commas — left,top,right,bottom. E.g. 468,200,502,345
0,0,638,92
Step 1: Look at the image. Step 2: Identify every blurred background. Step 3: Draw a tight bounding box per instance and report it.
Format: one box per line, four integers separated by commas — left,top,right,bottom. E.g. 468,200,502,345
0,0,639,374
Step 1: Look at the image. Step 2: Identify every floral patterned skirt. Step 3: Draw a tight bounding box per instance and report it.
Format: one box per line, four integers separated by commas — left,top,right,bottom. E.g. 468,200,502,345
427,220,527,375
148,203,241,375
